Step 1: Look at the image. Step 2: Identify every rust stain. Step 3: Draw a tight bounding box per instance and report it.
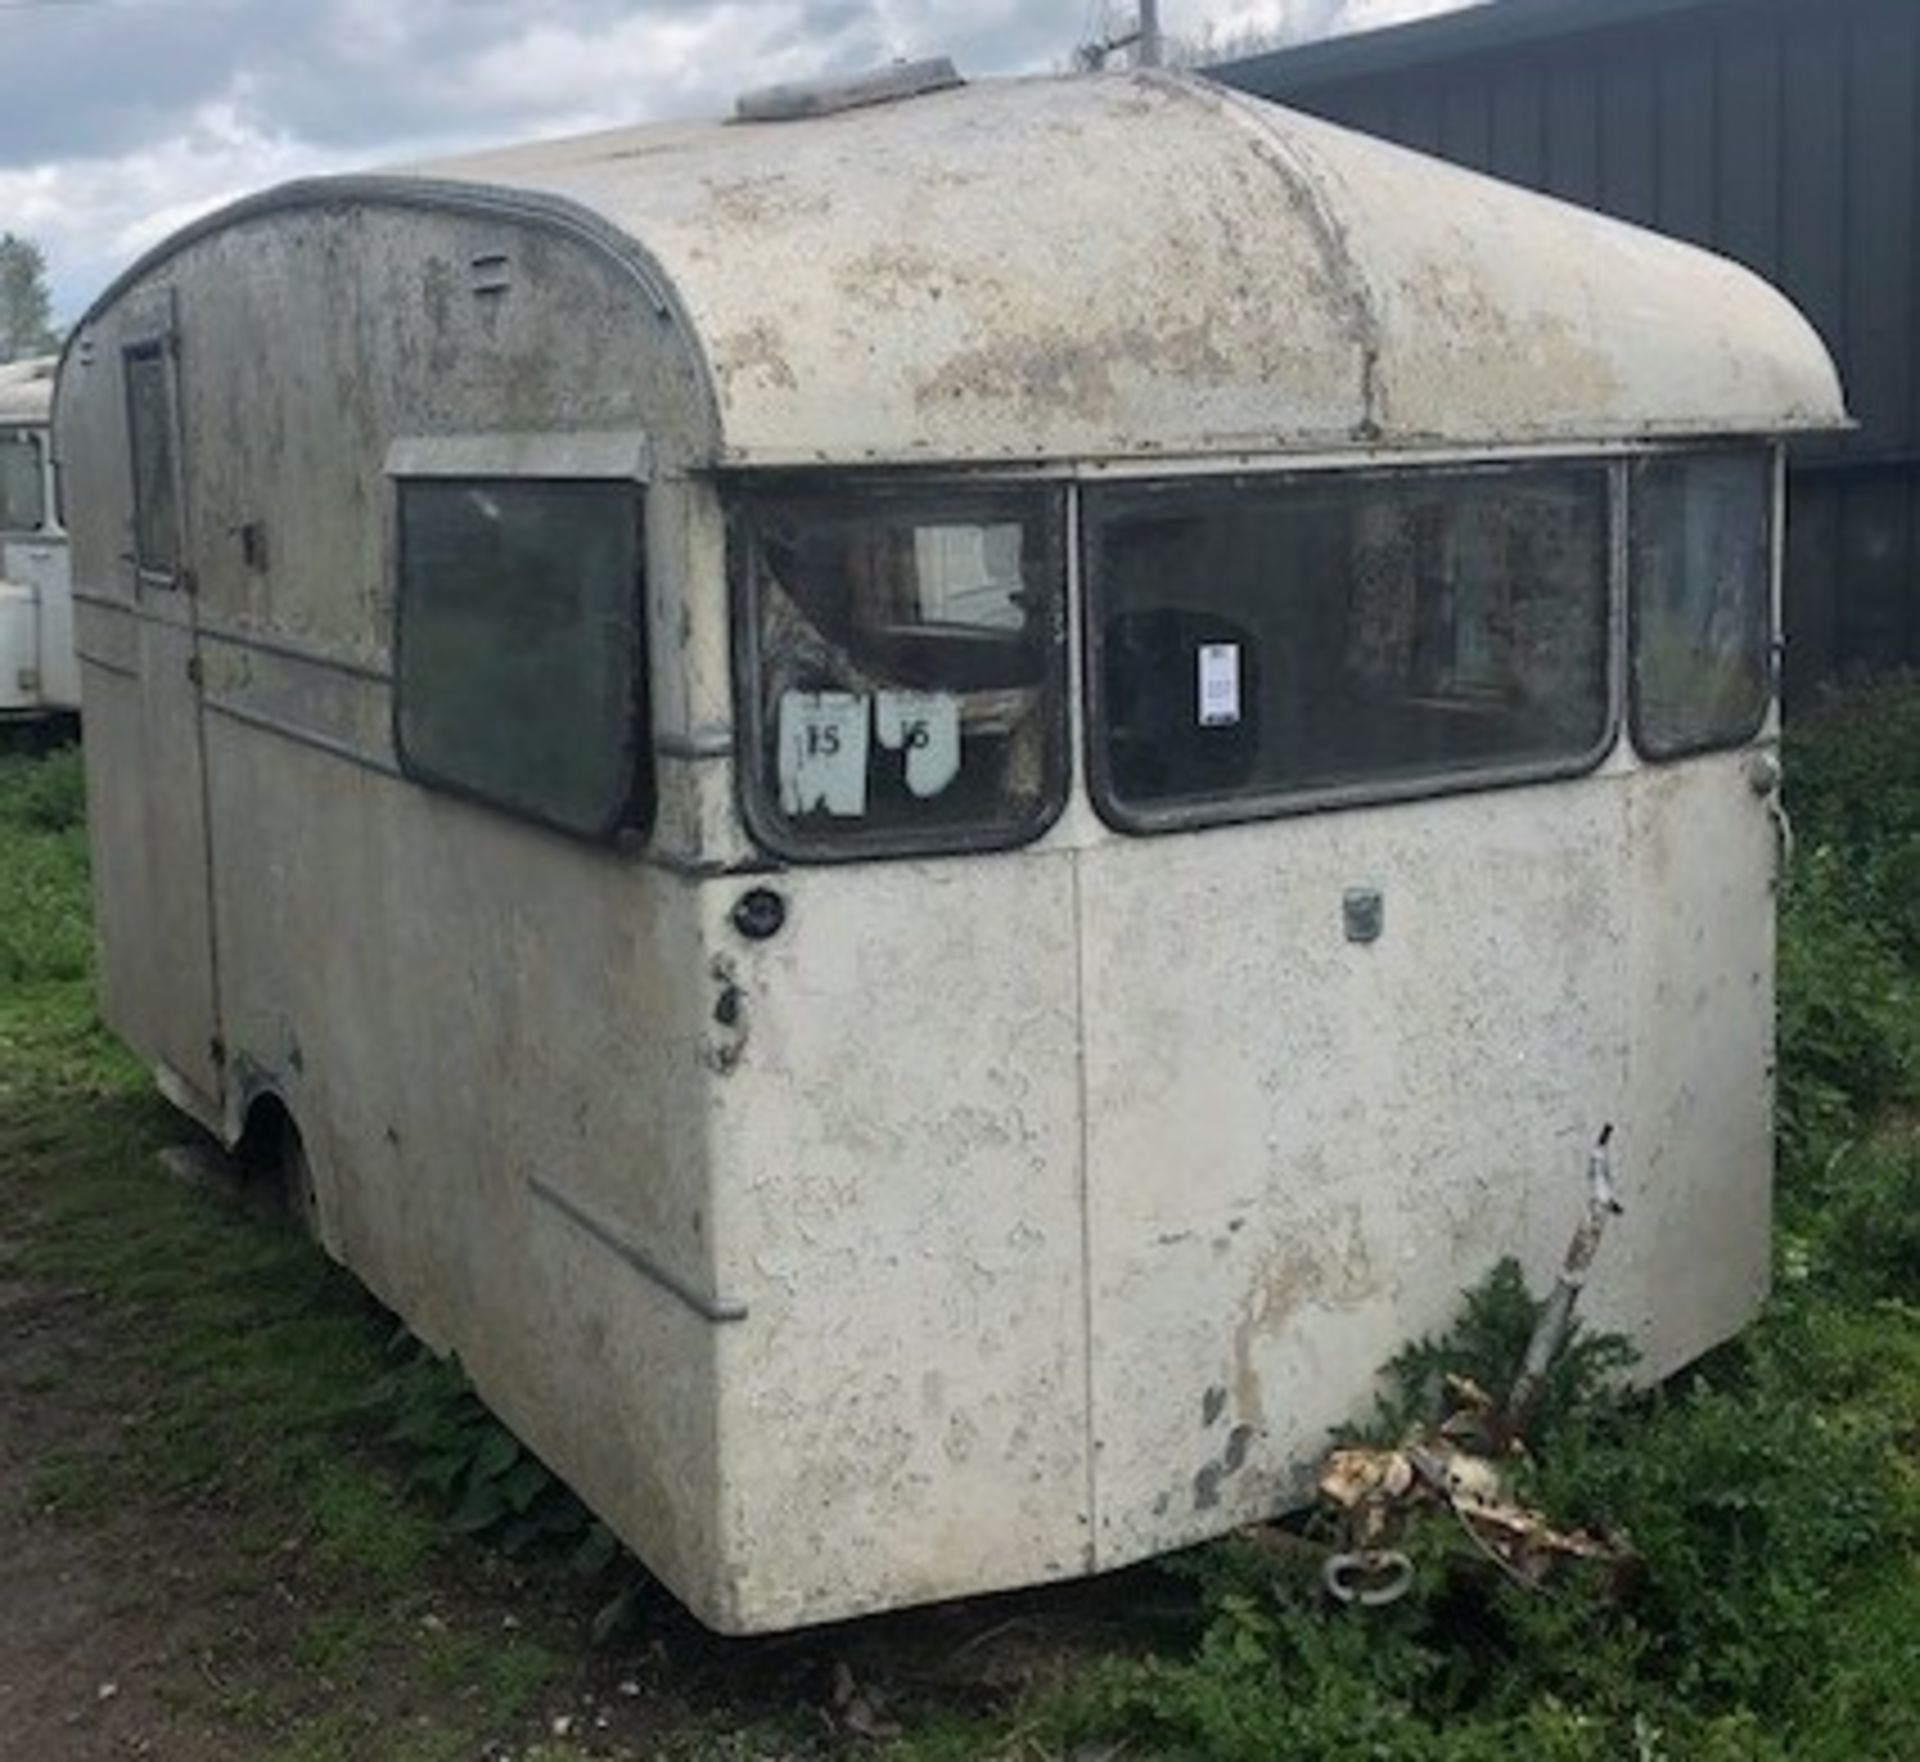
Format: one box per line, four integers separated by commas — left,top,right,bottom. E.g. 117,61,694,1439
834,244,1006,313
710,321,799,395
914,320,1237,425
1229,1206,1377,1432
701,172,830,230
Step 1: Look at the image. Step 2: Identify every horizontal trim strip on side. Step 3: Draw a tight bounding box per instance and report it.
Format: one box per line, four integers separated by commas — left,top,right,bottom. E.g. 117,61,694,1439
76,648,140,681
74,592,395,683
203,694,404,780
654,728,734,760
197,623,392,684
527,1176,748,1324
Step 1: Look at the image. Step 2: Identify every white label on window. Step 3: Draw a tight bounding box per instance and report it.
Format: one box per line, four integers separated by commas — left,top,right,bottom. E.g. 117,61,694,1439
777,691,869,817
1197,643,1242,727
875,691,962,798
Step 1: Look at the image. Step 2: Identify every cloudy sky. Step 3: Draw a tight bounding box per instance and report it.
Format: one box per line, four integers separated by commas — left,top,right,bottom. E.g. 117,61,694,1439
0,0,1470,323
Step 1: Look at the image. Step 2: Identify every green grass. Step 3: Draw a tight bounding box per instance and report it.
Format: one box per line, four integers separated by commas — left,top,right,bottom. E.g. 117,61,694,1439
0,745,580,1759
0,741,91,982
2,695,1918,1760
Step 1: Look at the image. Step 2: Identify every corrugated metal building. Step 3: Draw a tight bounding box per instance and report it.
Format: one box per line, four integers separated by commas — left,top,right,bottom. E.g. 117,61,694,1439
1219,0,1919,697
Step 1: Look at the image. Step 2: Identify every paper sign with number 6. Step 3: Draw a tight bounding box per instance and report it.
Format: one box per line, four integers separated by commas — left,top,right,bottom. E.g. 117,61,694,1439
876,692,961,798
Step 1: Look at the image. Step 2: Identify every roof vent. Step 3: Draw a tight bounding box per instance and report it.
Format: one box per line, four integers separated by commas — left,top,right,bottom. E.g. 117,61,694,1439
734,56,962,123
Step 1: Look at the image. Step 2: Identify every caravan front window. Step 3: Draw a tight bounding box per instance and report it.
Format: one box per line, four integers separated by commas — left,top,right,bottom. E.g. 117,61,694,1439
0,429,44,531
1086,466,1612,826
733,483,1067,858
1630,451,1772,758
394,478,650,841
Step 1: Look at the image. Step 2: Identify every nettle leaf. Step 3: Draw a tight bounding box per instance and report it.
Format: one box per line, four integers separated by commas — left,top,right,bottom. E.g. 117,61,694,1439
410,1451,468,1496
501,1456,552,1514
448,1477,512,1534
470,1427,521,1484
571,1523,619,1578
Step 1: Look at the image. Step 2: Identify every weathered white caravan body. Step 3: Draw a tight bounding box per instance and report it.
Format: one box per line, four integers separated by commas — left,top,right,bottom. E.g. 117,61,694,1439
0,356,77,718
59,69,1844,1632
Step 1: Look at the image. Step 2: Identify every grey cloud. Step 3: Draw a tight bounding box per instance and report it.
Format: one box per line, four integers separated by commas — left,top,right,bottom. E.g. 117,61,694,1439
4,0,1437,316
0,0,1085,169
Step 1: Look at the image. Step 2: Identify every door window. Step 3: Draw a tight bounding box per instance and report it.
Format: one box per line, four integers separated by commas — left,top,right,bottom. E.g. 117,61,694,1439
124,345,181,579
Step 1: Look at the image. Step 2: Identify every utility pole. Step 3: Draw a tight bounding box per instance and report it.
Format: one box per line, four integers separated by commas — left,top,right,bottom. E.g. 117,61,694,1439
1077,1,1165,71
1138,0,1163,68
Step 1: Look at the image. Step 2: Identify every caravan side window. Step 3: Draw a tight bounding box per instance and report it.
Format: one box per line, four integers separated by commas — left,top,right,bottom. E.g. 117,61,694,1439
394,479,651,841
731,481,1068,859
1085,465,1611,827
0,429,45,531
1630,452,1772,758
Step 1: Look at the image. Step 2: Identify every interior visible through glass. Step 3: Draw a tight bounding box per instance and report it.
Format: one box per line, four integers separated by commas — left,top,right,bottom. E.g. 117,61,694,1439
1088,466,1611,816
738,486,1064,852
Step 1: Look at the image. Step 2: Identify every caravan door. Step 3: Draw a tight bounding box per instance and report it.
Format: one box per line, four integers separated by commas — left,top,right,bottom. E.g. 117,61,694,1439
84,313,224,1110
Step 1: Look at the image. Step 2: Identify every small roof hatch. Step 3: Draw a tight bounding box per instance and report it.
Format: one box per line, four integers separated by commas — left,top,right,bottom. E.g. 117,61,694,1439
734,56,962,123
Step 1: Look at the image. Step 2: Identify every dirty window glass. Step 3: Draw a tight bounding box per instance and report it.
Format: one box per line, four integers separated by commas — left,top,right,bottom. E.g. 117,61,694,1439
1087,467,1610,822
125,346,179,577
734,484,1066,857
396,479,649,839
1631,452,1772,758
0,429,44,531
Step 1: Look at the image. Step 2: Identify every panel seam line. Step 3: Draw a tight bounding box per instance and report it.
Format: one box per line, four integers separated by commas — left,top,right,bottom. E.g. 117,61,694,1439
1071,848,1098,1571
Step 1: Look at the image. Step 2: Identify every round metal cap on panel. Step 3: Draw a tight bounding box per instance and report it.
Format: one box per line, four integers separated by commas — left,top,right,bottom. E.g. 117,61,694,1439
732,887,787,941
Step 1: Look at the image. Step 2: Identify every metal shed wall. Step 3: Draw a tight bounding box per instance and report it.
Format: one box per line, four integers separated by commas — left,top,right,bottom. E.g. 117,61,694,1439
1219,0,1920,699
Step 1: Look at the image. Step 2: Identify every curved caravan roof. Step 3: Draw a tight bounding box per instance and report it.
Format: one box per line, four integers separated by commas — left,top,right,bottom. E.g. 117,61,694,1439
79,71,1845,466
0,356,55,424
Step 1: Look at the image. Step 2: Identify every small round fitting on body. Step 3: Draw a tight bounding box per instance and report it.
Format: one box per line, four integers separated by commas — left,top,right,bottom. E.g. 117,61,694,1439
732,887,787,941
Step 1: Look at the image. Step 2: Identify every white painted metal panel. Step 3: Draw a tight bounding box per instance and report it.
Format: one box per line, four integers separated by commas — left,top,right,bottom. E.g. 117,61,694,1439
3,537,77,708
0,581,35,710
1076,775,1630,1563
703,853,1088,1631
1593,752,1777,1373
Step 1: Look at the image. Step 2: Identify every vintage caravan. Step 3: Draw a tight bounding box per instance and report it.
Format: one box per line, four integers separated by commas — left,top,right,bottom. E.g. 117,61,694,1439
59,67,1844,1632
0,355,77,719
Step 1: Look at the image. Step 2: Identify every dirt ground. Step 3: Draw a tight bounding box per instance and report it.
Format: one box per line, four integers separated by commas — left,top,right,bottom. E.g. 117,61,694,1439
0,1267,260,1761
0,1218,1153,1762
